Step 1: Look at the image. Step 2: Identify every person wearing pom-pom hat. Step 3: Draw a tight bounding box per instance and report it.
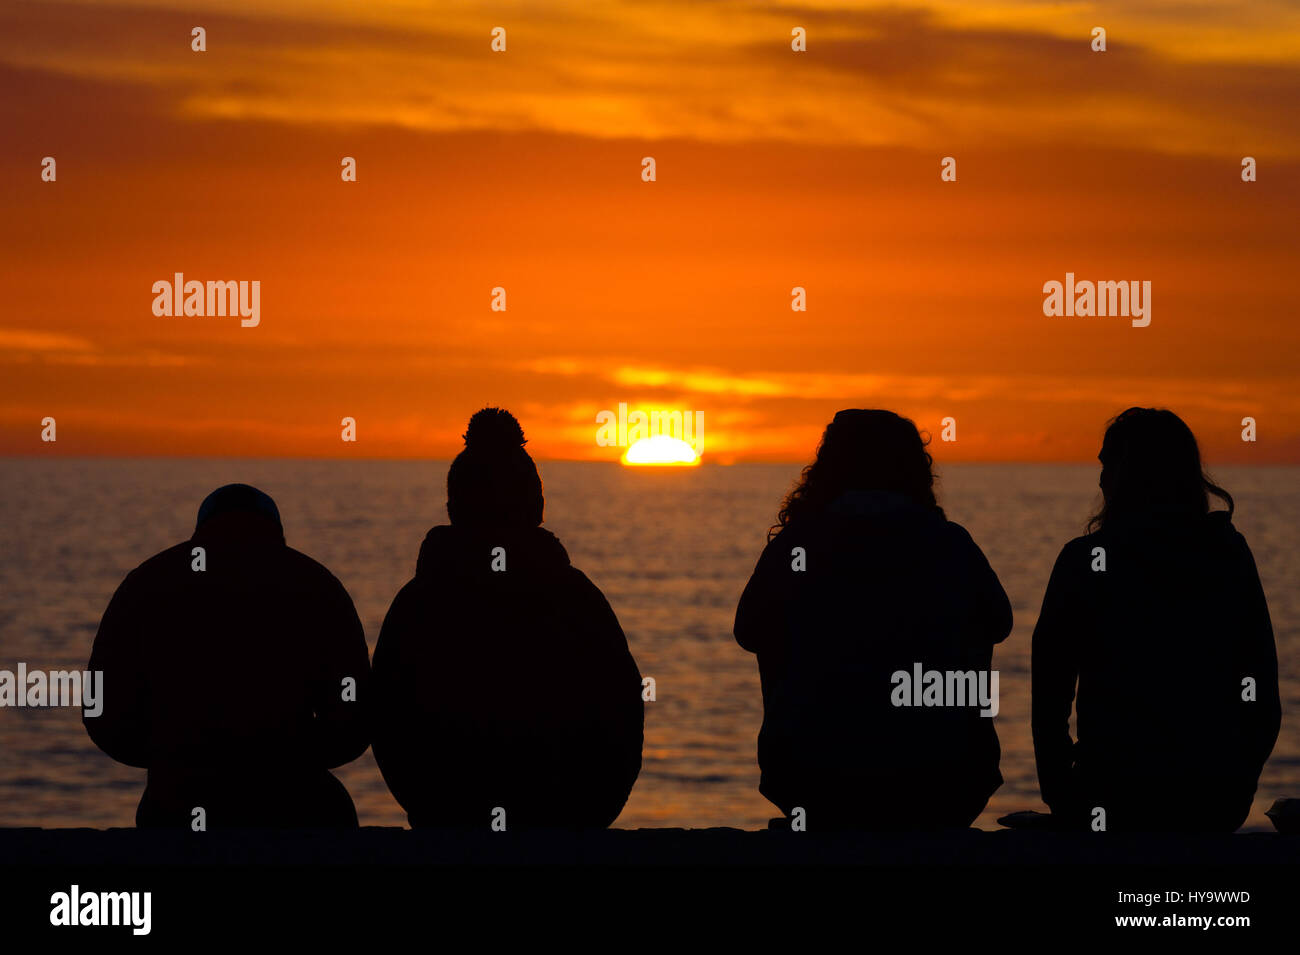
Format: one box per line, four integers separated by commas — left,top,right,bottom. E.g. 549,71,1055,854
372,408,645,828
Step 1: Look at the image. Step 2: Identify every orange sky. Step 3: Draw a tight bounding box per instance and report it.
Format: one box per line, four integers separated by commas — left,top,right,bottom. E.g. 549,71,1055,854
2,0,1298,463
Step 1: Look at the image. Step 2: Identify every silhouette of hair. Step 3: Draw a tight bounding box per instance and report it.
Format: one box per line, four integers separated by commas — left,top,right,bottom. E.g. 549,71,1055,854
195,483,282,534
771,409,942,540
1086,407,1233,533
446,407,545,528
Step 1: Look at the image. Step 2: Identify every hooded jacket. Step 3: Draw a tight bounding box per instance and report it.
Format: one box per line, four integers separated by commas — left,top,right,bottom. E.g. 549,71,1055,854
735,490,1012,828
372,523,644,828
84,510,372,827
1032,511,1281,831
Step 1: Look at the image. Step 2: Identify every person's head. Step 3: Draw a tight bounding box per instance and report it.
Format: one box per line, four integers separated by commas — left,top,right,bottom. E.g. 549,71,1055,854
1087,407,1233,532
194,483,284,540
446,407,544,529
772,409,942,538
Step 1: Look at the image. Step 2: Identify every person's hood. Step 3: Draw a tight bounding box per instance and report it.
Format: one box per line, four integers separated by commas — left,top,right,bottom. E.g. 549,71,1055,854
190,509,286,550
818,489,943,533
1102,507,1237,544
771,490,943,551
828,489,933,519
415,523,571,580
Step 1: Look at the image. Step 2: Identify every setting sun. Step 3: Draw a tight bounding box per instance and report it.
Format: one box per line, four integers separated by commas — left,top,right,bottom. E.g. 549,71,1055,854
621,435,701,466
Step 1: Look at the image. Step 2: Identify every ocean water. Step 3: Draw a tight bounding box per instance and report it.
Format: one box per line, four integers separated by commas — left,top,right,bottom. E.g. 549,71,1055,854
1,459,1296,831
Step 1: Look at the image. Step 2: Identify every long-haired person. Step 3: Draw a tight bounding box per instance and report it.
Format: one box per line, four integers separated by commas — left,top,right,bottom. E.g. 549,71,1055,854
1032,408,1281,831
372,408,644,828
735,409,1012,829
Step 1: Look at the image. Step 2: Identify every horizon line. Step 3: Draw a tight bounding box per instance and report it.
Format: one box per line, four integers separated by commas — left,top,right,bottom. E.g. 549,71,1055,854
3,454,1296,468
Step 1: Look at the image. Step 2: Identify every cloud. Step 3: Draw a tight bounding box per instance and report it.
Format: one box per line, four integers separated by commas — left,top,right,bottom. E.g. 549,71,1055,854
0,328,193,367
517,356,1300,415
0,329,96,352
2,0,1298,154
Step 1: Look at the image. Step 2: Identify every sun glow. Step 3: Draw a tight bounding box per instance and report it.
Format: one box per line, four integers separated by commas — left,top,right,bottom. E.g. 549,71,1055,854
621,435,700,466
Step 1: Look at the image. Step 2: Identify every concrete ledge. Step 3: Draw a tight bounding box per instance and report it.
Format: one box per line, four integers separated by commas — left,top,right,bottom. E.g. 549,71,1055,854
2,827,1295,866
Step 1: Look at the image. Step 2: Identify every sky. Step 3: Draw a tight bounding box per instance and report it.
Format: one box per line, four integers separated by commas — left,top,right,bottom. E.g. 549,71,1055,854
1,0,1298,463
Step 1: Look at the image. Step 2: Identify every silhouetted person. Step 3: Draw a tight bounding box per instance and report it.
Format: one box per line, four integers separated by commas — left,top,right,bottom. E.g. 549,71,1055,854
735,410,1012,829
1032,408,1281,832
372,408,643,828
84,484,371,827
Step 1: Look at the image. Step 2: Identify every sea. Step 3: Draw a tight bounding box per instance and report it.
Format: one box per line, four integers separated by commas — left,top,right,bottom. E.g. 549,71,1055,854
1,459,1296,830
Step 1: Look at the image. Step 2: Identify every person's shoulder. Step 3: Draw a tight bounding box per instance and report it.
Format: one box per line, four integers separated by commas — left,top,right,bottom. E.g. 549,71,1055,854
757,523,807,567
1063,530,1096,550
1206,509,1244,540
1204,511,1254,559
934,518,991,554
130,541,195,579
377,577,424,634
282,545,329,574
937,518,976,542
560,562,614,608
763,523,792,549
1047,533,1096,574
282,546,353,596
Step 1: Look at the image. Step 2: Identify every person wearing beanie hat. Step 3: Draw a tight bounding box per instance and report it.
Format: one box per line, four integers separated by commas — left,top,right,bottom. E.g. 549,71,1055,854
83,484,372,827
444,408,545,529
372,408,644,829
